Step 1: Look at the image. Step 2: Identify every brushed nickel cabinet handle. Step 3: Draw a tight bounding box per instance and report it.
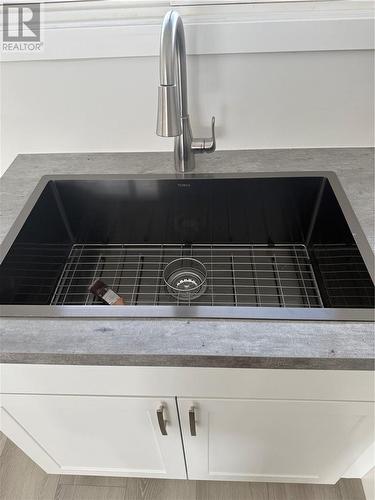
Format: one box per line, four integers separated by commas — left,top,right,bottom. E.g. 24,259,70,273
157,405,167,435
189,406,197,436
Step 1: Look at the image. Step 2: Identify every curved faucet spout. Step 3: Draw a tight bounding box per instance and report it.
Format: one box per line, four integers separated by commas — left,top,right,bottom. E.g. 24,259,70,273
159,10,188,117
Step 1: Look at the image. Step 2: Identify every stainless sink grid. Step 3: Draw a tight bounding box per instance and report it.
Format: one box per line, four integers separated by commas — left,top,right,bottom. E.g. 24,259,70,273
50,243,323,308
311,244,375,308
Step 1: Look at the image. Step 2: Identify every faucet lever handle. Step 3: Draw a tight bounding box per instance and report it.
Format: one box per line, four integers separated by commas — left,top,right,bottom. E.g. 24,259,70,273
192,116,216,154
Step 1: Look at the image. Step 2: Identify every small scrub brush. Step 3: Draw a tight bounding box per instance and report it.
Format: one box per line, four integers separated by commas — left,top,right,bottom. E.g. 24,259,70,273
89,280,125,305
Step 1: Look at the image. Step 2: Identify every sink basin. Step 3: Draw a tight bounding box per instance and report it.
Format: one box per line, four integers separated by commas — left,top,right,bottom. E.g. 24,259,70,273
0,172,373,320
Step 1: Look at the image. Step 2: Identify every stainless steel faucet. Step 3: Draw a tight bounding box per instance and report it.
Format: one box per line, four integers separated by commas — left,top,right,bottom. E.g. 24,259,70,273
156,10,216,173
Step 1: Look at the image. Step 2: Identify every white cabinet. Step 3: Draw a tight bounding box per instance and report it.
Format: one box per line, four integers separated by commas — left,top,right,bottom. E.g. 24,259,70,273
1,365,374,484
1,394,186,479
178,398,374,483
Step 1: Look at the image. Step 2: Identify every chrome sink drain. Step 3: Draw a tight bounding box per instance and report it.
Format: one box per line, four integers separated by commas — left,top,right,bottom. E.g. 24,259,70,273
163,257,207,301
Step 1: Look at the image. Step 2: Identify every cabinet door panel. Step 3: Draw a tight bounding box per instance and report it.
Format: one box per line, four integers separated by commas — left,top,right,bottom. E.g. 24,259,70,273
178,398,373,484
1,395,186,478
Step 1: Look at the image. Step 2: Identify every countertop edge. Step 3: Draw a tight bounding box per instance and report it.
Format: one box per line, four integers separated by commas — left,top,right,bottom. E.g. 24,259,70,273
1,353,374,371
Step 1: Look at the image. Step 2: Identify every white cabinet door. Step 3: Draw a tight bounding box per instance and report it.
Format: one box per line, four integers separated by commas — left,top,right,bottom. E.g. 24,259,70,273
178,398,374,484
1,395,186,478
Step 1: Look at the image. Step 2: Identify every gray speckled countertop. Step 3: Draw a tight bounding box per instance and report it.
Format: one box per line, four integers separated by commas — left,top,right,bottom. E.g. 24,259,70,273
0,149,374,370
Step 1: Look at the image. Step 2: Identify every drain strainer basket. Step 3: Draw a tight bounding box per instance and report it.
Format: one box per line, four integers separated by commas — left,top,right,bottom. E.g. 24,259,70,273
163,257,207,301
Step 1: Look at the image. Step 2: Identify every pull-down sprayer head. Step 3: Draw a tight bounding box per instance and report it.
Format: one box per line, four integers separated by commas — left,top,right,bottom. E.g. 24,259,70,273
156,85,181,137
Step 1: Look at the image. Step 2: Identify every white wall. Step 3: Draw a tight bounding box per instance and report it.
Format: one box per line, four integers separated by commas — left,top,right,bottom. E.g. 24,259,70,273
1,49,374,175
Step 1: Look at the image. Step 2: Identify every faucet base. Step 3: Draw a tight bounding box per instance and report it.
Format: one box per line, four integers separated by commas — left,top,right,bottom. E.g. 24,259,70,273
174,116,196,173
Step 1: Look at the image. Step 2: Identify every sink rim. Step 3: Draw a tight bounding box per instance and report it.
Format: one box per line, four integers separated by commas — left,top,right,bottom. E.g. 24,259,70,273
1,171,374,321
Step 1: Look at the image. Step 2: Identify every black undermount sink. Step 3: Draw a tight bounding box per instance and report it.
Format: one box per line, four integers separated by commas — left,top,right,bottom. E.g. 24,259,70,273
0,172,373,320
